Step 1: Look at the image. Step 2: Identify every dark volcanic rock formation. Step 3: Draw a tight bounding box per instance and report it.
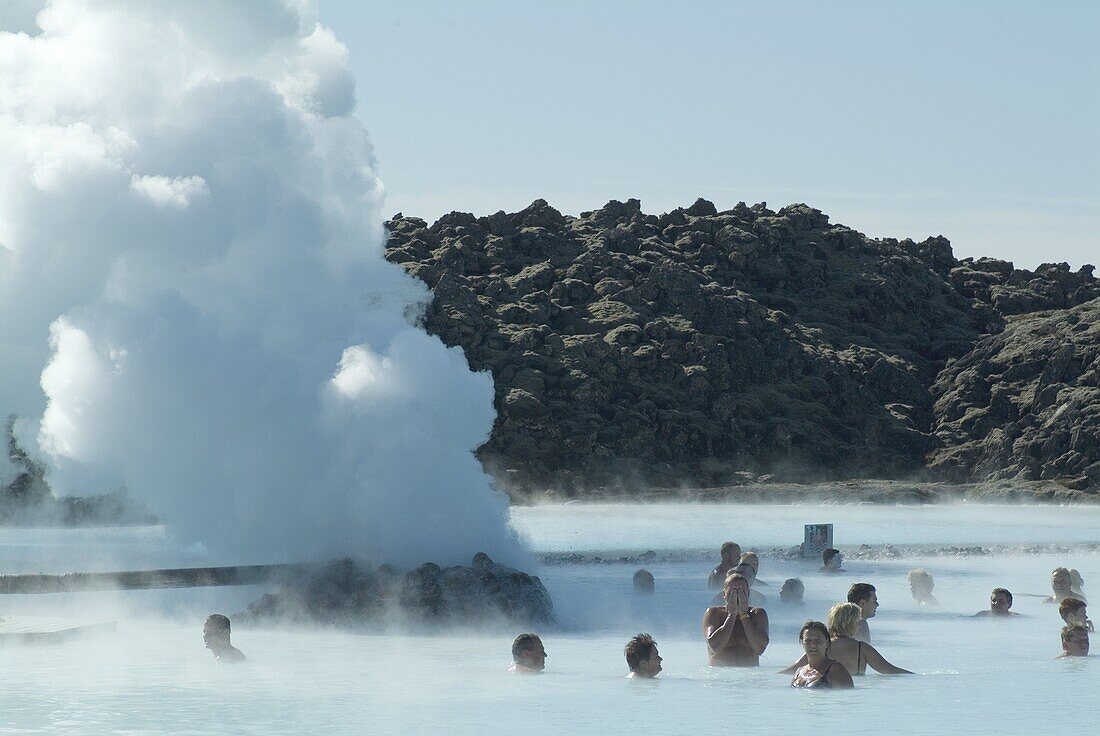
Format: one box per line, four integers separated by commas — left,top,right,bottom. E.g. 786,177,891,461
928,299,1100,490
384,199,1098,494
241,554,553,629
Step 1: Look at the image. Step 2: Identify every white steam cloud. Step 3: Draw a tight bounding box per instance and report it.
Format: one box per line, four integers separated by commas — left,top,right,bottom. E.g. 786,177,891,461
0,1,521,566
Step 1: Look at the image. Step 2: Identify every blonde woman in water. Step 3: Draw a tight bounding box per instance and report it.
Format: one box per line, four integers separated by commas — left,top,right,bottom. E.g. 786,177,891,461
782,603,912,676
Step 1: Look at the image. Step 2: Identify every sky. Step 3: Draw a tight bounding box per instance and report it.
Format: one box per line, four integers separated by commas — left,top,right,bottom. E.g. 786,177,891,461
320,0,1098,270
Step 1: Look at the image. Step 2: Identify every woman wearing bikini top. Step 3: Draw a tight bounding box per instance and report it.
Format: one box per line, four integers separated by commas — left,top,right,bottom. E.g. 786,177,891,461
791,621,853,689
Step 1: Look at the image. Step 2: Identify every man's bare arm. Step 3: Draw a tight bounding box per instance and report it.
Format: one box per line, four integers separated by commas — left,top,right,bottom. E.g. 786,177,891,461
740,608,769,654
704,609,736,653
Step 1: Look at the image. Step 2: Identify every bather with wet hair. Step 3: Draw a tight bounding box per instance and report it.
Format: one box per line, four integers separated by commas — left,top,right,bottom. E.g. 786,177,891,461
782,603,911,676
779,578,805,606
818,548,843,573
1059,598,1094,631
203,614,246,663
1059,625,1090,658
975,587,1018,617
510,633,547,673
703,572,769,666
633,568,655,594
789,621,854,689
847,582,877,642
708,541,742,589
624,633,663,678
907,569,938,605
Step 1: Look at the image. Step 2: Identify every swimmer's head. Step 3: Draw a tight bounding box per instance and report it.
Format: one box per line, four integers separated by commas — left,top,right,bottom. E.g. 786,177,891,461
799,620,830,658
822,548,842,569
780,578,805,604
739,551,759,569
826,602,863,639
1061,624,1089,657
512,633,547,671
633,568,655,594
624,633,662,678
990,588,1013,614
720,541,742,563
1069,569,1085,593
847,583,878,619
1060,598,1088,627
202,613,232,651
907,569,935,602
723,572,750,604
1052,568,1073,596
731,562,758,586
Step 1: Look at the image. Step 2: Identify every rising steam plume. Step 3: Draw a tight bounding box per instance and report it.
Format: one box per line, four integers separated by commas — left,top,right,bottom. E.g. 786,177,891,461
0,1,522,566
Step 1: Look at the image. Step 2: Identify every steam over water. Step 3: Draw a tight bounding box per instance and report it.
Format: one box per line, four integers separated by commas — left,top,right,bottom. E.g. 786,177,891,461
0,1,519,565
0,503,1097,734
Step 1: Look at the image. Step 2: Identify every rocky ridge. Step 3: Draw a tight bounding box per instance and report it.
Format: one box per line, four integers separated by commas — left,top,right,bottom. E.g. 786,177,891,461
384,199,1099,495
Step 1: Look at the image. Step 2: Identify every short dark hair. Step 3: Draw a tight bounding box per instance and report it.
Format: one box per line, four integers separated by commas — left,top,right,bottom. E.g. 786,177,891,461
721,541,740,556
799,620,829,642
992,587,1013,606
782,578,805,595
624,633,657,672
512,633,542,661
847,583,876,605
1060,597,1086,618
633,568,655,591
204,613,231,632
822,548,840,565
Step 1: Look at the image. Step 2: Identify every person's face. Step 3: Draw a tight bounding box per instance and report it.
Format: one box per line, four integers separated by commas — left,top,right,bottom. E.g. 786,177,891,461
1063,629,1089,657
725,578,749,607
859,591,879,619
991,591,1010,613
801,629,828,658
520,641,547,671
780,583,802,603
1052,571,1072,595
724,546,741,564
827,553,843,569
203,622,228,650
638,648,663,678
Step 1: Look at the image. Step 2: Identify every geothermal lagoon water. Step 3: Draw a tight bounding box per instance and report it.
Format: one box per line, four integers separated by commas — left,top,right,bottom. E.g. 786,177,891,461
1,503,1097,735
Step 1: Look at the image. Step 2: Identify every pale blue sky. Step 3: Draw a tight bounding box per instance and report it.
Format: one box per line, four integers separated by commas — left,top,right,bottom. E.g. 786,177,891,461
321,0,1098,269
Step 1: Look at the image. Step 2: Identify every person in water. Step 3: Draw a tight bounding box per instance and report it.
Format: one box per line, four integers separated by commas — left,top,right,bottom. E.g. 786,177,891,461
975,587,1018,617
819,548,843,573
907,569,938,605
780,578,805,606
782,602,911,677
1059,598,1094,631
633,568,655,594
1046,567,1086,605
847,583,877,642
1059,624,1090,658
739,551,768,584
703,572,769,666
510,633,547,673
789,620,854,689
203,614,246,663
624,633,663,678
708,541,742,589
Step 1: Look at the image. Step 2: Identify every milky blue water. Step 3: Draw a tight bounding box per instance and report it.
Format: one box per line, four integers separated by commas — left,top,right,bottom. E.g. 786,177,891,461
0,503,1096,735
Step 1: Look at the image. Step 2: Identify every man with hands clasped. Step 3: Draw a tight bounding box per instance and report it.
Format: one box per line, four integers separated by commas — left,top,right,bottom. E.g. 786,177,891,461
702,572,770,666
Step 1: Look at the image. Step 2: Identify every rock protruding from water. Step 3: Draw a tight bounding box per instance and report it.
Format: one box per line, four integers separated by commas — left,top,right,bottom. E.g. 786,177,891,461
241,554,553,629
928,298,1100,490
384,200,1099,493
